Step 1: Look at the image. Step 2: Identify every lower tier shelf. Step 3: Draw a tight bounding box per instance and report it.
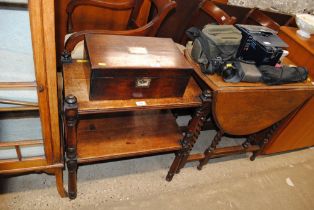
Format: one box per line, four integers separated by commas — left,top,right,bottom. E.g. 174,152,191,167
77,110,183,163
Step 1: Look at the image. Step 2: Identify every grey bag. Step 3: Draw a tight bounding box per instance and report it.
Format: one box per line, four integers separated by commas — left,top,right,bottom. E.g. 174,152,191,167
187,25,242,74
237,62,262,83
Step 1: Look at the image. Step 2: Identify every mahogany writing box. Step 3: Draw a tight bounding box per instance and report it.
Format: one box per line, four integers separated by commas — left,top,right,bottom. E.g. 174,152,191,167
84,34,193,100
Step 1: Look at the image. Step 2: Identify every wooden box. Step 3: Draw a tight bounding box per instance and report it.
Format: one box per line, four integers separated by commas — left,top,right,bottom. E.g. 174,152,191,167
84,34,193,100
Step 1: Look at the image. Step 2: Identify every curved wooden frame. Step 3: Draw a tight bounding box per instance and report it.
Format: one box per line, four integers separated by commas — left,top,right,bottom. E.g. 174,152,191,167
284,16,296,27
180,0,236,44
241,8,280,31
200,0,236,25
0,0,66,198
211,89,313,136
62,0,176,62
66,0,136,33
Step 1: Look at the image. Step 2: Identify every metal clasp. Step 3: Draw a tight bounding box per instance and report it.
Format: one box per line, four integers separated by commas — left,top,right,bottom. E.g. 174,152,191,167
135,78,151,88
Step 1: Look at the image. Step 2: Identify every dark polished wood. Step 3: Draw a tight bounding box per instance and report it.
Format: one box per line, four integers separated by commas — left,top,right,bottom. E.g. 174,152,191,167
200,1,236,25
186,144,260,162
55,0,138,66
85,34,192,100
197,130,224,170
166,90,212,181
156,1,295,43
62,0,176,63
77,110,182,163
180,0,237,44
0,2,28,10
66,0,136,33
63,62,202,114
55,0,296,66
241,8,280,31
62,49,204,198
157,0,202,42
64,95,79,199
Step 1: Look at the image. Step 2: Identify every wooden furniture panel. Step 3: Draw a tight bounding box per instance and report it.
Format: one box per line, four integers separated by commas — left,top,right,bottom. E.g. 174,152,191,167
85,34,192,100
278,26,314,78
0,0,65,197
241,8,280,31
212,0,228,3
54,0,138,67
212,89,313,135
199,1,236,25
62,89,208,199
263,27,314,154
62,0,176,62
57,0,176,66
66,0,135,33
77,110,182,163
0,158,61,174
157,2,295,43
63,62,202,114
264,97,314,154
157,0,202,42
86,35,191,70
179,0,237,44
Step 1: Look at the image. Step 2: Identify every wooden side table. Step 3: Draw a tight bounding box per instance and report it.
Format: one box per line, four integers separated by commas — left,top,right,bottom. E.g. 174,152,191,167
62,62,210,199
178,49,314,170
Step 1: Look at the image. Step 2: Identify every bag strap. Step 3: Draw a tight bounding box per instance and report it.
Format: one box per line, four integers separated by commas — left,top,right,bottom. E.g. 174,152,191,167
186,27,213,73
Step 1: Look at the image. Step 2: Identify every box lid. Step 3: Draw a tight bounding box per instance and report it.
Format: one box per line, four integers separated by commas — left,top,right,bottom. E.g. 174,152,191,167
84,34,192,70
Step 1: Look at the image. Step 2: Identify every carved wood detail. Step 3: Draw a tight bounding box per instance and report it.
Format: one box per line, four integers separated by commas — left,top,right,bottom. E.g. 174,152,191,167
166,90,212,181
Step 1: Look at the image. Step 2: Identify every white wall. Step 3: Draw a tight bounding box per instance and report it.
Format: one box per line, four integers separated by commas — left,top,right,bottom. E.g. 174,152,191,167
229,0,314,15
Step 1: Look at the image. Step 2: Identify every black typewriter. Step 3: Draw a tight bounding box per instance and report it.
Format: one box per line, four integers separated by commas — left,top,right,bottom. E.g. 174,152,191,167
235,24,288,66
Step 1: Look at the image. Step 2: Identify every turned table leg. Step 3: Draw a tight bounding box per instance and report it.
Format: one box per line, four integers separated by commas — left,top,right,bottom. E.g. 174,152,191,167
242,135,253,149
64,95,78,199
166,90,212,181
197,130,224,170
166,152,183,181
250,123,279,161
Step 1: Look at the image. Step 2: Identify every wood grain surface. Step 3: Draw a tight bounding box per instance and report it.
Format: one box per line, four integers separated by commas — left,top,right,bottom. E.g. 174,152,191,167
279,26,314,78
263,97,314,154
85,34,192,70
263,27,314,154
85,34,192,100
77,110,182,163
184,48,314,135
63,62,202,114
212,89,314,135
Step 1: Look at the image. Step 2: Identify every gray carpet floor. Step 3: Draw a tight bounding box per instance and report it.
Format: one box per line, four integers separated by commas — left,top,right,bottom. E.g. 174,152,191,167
1,128,314,210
